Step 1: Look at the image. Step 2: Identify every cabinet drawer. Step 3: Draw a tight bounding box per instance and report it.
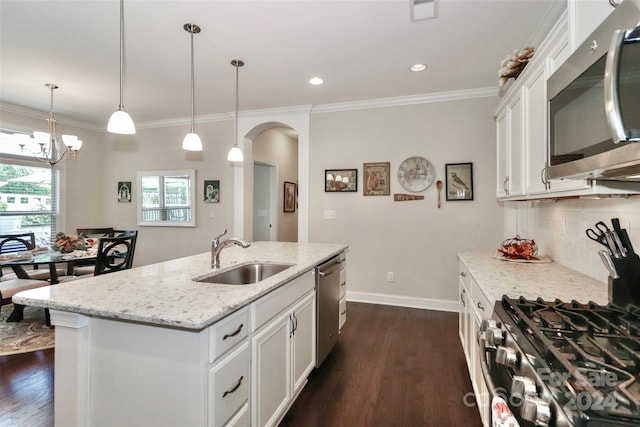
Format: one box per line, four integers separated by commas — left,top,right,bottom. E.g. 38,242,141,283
209,342,249,427
210,307,249,363
470,279,492,319
251,270,315,332
339,296,346,331
225,403,249,427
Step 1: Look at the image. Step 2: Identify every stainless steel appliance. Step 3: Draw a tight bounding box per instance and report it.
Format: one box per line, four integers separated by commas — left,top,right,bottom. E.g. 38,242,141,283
480,296,640,426
547,0,640,181
315,253,344,367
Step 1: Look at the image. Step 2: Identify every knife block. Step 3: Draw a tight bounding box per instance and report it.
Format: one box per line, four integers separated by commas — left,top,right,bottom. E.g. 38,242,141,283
609,254,640,306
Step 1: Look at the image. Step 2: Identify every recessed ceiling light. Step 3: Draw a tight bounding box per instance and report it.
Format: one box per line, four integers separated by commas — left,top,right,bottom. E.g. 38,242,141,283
410,64,427,72
309,77,324,85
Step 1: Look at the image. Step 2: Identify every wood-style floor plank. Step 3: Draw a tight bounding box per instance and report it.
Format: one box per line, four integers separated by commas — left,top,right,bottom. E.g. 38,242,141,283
0,349,54,427
280,302,482,427
0,302,481,427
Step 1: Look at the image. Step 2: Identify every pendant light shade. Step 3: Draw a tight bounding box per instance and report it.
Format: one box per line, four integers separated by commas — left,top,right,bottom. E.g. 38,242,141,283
227,59,244,162
108,0,136,134
182,23,202,151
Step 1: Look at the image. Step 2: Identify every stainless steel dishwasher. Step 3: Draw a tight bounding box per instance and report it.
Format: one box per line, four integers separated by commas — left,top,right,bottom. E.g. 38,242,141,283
315,253,344,367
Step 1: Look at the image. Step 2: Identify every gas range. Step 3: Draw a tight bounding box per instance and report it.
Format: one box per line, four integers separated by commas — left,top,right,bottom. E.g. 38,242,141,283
480,296,640,427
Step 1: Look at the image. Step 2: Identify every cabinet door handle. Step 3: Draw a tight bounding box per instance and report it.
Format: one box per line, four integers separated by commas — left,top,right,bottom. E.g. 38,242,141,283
460,271,466,277
222,376,244,398
289,314,294,338
340,310,346,315
503,176,510,196
293,313,298,335
477,302,486,311
460,292,466,307
222,323,243,340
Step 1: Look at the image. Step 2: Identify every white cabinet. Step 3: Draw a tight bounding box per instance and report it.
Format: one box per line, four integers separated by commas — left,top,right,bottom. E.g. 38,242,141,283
496,94,524,198
458,259,492,427
568,0,616,51
251,272,316,427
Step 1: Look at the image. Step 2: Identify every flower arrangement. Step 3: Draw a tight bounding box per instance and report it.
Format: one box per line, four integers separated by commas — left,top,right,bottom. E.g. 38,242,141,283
53,232,87,253
498,46,535,87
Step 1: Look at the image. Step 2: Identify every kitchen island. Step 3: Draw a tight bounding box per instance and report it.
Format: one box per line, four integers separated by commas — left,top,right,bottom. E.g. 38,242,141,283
13,241,348,427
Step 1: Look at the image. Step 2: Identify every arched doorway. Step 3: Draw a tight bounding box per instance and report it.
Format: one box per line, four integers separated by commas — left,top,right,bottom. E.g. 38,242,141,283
231,107,311,242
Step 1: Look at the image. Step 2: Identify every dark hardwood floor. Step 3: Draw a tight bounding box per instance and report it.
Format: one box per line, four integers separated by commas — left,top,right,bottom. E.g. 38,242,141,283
280,302,482,427
0,348,54,427
0,302,481,427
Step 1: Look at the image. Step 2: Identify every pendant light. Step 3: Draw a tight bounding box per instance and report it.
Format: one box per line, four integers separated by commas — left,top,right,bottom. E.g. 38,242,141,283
182,23,203,151
107,0,136,134
227,59,244,162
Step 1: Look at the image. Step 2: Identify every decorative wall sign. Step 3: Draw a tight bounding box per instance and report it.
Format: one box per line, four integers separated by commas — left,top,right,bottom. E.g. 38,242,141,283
325,169,357,192
204,180,220,203
118,181,131,203
393,193,425,202
445,162,473,201
397,156,435,192
363,162,390,196
284,181,296,212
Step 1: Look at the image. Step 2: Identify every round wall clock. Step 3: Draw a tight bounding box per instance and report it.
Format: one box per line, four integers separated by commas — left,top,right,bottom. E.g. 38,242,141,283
397,156,435,192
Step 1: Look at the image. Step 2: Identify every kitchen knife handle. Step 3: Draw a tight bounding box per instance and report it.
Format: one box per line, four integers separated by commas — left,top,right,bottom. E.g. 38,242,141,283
611,232,628,257
598,250,620,279
604,232,621,258
621,229,635,255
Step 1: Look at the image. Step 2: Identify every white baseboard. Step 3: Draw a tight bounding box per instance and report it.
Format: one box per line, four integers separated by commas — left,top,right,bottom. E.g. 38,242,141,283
346,290,458,312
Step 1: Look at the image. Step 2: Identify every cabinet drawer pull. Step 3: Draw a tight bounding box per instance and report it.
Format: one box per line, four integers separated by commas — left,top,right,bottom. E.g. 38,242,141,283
222,376,244,398
222,324,243,340
460,271,466,277
340,310,346,315
477,302,486,311
460,292,466,307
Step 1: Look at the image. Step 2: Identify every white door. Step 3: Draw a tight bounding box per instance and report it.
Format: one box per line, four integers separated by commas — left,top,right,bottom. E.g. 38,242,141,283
253,163,274,241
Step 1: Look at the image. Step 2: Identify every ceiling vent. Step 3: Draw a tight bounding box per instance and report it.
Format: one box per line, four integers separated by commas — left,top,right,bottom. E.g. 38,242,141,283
411,0,436,22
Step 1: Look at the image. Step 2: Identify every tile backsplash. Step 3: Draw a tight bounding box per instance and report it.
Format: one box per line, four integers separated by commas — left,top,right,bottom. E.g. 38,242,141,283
507,197,640,285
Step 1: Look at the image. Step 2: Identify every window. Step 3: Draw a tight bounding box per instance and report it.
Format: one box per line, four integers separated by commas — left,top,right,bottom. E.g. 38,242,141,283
137,169,196,227
1,130,57,246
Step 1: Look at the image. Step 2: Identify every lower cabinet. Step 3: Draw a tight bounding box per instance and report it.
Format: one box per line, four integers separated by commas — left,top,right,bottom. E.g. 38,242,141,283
458,259,492,427
252,291,316,427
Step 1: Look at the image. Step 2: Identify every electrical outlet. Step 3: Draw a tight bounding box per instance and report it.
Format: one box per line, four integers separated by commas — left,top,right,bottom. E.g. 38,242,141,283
387,272,395,282
323,210,336,220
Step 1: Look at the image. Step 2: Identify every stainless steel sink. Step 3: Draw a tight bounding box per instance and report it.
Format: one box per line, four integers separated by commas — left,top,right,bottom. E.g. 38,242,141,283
194,262,293,285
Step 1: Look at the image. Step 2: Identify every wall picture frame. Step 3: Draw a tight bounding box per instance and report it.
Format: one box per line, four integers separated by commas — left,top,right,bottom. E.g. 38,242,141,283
204,180,220,203
325,169,357,192
445,162,473,201
363,162,390,196
117,181,132,203
284,181,296,212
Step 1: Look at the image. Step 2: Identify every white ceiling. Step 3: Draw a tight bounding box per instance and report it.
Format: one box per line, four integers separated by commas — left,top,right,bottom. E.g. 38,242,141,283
0,0,563,130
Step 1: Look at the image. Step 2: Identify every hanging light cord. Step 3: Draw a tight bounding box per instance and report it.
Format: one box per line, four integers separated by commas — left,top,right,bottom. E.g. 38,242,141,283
118,0,125,111
234,62,239,145
190,28,196,133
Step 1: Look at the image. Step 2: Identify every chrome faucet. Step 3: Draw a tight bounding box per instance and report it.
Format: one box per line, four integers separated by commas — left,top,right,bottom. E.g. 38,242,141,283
211,229,251,268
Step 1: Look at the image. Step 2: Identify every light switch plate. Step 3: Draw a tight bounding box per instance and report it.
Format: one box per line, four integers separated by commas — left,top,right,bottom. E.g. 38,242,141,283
323,210,336,220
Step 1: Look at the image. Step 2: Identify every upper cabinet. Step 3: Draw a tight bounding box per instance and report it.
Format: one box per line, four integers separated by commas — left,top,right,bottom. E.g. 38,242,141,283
494,6,640,201
568,0,617,51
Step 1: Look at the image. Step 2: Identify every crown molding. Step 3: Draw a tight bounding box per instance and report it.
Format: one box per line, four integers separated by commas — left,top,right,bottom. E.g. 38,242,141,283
310,87,499,114
137,112,233,129
0,101,102,132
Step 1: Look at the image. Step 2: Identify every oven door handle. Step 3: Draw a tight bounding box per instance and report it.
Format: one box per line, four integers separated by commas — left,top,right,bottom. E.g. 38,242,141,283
478,336,500,399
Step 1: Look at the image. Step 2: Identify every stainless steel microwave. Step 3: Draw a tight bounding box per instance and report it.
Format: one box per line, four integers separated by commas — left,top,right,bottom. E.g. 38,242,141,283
547,0,640,181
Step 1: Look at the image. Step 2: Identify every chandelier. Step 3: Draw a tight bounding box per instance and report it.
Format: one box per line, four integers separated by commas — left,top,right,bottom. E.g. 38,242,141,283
15,84,82,168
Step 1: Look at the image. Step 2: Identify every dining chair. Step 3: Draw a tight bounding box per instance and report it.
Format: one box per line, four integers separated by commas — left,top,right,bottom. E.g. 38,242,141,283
0,232,64,281
73,229,138,276
94,234,137,276
76,227,115,238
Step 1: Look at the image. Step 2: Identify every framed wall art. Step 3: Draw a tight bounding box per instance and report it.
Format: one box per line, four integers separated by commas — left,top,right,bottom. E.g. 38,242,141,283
445,162,473,201
284,181,296,212
204,180,220,203
325,169,357,192
118,181,131,203
363,162,390,196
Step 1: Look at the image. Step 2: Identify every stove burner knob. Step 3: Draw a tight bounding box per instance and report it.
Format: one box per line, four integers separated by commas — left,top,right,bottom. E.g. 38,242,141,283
485,326,504,347
511,376,537,398
521,396,551,426
495,346,519,368
480,319,497,331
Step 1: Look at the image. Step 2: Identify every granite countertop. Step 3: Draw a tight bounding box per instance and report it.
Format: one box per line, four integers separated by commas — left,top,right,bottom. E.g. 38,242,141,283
458,251,608,305
13,241,348,331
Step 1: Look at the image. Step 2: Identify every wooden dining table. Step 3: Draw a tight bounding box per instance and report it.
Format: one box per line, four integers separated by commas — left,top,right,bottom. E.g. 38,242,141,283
1,250,97,284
